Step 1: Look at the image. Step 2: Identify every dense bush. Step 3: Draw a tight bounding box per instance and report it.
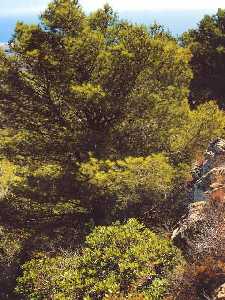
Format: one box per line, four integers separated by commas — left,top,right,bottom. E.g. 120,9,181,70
16,219,183,299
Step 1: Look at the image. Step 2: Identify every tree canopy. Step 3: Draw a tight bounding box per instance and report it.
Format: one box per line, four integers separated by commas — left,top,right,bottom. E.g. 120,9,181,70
182,9,225,108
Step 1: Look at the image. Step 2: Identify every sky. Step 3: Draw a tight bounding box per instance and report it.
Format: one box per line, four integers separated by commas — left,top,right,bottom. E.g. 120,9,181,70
80,0,225,11
0,0,224,15
0,0,224,41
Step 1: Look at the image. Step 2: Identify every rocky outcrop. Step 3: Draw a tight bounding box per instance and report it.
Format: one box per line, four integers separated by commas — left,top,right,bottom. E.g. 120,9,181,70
171,201,207,253
172,138,225,252
172,138,225,299
213,283,225,300
192,138,225,202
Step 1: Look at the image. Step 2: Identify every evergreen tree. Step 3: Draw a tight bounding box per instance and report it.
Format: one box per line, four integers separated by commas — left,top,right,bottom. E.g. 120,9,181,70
182,9,225,107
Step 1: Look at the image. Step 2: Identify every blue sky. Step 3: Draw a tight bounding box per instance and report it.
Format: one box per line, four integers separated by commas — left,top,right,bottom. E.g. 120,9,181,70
0,0,224,42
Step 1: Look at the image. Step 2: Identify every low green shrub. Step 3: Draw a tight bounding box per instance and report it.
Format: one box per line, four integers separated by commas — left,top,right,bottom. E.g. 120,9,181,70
16,219,183,299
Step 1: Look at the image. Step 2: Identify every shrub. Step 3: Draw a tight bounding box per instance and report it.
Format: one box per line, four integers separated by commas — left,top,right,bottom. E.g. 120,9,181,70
16,219,183,299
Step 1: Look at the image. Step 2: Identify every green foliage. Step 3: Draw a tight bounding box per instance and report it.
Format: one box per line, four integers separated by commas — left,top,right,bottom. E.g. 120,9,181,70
187,101,225,156
79,154,175,219
0,0,194,161
0,1,225,298
0,226,29,299
16,219,182,300
182,9,225,107
0,160,17,199
163,101,225,163
88,4,118,35
41,0,85,35
0,0,200,229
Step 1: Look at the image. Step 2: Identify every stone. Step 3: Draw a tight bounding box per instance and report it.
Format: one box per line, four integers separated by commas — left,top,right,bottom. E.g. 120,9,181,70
213,283,225,300
171,201,207,254
172,138,225,257
192,138,225,202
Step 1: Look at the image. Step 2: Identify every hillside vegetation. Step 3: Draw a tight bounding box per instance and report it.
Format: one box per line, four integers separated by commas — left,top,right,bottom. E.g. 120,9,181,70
0,1,225,299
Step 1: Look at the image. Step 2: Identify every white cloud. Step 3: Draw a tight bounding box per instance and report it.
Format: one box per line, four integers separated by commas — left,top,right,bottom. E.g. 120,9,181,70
0,0,224,17
0,0,50,16
80,0,225,11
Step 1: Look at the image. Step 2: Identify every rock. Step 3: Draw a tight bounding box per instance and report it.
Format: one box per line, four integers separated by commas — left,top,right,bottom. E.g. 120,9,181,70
172,138,225,257
171,201,207,254
193,138,225,202
0,43,10,54
213,283,225,300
